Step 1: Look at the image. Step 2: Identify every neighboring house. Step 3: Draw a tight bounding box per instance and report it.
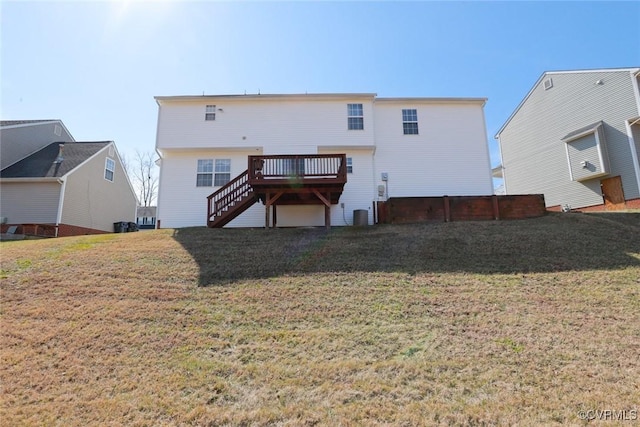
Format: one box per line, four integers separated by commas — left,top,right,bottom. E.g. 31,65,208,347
155,93,493,228
0,124,138,236
0,120,75,170
136,205,157,229
496,68,640,211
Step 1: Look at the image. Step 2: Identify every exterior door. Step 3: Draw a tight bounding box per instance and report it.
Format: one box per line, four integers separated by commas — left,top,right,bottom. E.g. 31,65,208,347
600,176,626,211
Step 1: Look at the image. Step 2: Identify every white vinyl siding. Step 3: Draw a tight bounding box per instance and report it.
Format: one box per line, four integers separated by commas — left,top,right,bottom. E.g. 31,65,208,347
157,150,264,228
498,70,640,208
155,95,491,228
374,101,492,197
156,97,375,151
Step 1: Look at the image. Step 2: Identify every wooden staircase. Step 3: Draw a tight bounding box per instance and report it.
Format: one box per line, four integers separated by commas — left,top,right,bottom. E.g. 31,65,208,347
207,170,257,228
207,154,347,228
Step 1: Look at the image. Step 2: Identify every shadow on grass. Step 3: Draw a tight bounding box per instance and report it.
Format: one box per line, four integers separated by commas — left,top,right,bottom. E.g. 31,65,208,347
172,213,640,286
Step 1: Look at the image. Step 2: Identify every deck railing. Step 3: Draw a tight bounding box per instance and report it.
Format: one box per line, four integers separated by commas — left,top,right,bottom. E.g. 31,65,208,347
207,170,251,225
248,154,347,183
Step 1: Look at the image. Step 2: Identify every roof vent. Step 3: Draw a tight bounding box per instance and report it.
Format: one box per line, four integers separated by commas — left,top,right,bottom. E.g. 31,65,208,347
53,144,64,164
543,78,553,90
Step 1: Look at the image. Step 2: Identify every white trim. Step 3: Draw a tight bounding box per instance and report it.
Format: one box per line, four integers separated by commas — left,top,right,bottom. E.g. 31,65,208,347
156,93,377,105
625,119,640,196
0,177,60,183
564,142,574,181
631,70,640,117
0,120,75,141
56,178,67,234
497,136,508,193
562,122,603,143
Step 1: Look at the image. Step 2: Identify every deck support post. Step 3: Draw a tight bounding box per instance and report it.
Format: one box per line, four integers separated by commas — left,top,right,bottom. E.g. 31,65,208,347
264,191,285,229
265,193,271,229
273,204,277,228
310,188,332,229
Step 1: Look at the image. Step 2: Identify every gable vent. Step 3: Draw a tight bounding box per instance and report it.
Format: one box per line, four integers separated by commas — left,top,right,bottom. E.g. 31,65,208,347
543,78,553,90
54,124,62,136
109,146,115,157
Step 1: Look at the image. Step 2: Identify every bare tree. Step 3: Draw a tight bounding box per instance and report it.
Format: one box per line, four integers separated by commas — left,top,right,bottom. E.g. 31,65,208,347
125,150,158,207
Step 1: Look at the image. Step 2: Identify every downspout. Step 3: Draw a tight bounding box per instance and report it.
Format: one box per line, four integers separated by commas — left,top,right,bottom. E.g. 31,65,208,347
55,178,66,237
495,135,507,194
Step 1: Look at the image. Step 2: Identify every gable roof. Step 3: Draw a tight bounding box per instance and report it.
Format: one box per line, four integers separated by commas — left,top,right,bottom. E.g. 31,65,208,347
0,141,111,178
495,67,640,139
0,120,59,127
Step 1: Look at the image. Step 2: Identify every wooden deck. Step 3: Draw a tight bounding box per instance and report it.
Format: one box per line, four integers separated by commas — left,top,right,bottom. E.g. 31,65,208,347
207,154,347,228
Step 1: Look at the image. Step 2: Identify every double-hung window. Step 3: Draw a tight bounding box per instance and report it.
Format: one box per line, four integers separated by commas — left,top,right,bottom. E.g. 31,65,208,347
402,109,419,135
196,159,213,186
347,103,364,130
205,105,216,121
105,158,115,182
214,159,231,186
346,157,353,174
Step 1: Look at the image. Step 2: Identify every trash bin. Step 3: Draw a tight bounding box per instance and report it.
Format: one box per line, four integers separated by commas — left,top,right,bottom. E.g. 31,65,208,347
113,221,128,233
127,222,138,232
353,209,368,226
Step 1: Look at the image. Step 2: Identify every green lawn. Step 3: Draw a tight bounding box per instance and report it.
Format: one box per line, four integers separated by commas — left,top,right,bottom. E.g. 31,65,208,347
1,213,639,425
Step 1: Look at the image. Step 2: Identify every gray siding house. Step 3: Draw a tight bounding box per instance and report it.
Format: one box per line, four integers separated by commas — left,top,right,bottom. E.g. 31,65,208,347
0,120,75,170
496,68,640,211
0,121,138,236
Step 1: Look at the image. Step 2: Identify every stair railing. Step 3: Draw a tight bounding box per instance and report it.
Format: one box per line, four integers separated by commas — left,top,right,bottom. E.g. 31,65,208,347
207,170,251,225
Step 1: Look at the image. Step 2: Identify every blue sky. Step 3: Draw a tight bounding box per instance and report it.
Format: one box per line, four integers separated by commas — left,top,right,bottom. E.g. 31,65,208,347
2,1,639,181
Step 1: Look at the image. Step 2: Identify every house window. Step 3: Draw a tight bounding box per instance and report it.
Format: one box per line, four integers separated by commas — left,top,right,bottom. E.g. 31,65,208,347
205,105,216,121
346,157,353,174
402,109,419,135
347,103,364,130
105,158,115,182
196,159,213,186
214,159,231,186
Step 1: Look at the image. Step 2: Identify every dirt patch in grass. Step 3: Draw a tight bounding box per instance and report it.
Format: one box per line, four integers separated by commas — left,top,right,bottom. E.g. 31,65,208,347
1,216,639,425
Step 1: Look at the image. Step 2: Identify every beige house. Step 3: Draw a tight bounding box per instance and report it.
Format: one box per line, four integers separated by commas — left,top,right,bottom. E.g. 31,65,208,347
0,121,137,236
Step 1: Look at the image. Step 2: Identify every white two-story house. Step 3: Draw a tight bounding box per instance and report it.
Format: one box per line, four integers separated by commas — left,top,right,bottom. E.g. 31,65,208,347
154,93,493,228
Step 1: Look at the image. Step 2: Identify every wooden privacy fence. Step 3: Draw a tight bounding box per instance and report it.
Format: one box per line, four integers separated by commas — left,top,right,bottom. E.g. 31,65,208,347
376,194,546,224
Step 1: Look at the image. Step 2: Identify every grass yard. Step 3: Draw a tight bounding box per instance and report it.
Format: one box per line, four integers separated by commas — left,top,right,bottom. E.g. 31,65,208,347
1,213,639,426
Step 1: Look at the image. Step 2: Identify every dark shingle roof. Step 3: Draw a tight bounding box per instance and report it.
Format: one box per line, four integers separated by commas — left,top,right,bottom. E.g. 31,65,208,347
0,141,111,178
0,120,59,127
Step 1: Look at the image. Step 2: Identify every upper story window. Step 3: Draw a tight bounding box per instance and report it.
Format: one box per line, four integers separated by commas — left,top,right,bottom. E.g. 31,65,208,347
196,159,213,186
205,105,216,121
346,157,353,174
347,103,364,130
214,159,231,186
402,109,419,135
105,158,115,182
